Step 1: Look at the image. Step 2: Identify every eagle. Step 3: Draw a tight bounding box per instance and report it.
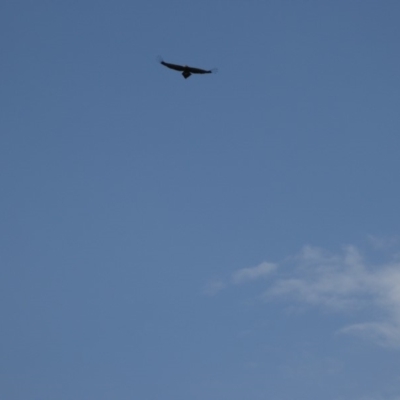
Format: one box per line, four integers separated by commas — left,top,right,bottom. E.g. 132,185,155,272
158,57,217,79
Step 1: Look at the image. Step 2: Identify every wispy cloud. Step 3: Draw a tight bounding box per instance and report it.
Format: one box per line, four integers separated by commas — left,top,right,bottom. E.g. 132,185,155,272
266,245,370,310
232,262,277,285
203,280,226,296
206,241,400,348
203,262,276,296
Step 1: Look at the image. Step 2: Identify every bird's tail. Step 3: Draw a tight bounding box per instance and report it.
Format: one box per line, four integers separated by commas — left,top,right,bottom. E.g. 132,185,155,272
156,55,164,64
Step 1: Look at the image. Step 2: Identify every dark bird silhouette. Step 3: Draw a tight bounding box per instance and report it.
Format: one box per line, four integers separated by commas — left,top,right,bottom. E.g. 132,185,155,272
158,57,217,79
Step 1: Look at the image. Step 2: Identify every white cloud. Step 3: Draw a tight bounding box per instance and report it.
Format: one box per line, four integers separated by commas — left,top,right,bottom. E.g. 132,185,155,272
203,262,276,296
207,242,400,348
266,245,400,347
231,262,277,285
203,280,226,296
266,245,370,310
339,322,400,348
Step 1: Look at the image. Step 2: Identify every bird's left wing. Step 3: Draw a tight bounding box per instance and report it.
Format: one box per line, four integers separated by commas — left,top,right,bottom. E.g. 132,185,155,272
160,61,185,72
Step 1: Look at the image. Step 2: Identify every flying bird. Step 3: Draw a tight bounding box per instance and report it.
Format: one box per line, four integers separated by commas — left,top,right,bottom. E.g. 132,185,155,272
158,57,217,79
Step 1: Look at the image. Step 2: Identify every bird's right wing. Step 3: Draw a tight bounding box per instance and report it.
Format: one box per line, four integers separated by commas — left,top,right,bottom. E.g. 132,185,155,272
160,60,185,72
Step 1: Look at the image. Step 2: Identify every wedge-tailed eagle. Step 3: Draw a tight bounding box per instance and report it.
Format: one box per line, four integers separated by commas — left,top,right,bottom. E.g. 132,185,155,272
158,57,217,79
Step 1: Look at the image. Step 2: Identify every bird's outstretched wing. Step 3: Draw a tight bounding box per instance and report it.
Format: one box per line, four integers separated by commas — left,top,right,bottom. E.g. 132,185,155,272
159,59,185,72
186,66,211,74
158,56,217,78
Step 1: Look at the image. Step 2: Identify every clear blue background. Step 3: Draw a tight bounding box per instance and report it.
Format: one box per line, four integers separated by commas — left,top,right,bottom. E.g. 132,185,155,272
1,1,400,399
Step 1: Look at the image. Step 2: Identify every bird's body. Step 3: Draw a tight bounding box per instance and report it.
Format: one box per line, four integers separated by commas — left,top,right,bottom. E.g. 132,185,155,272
159,58,217,79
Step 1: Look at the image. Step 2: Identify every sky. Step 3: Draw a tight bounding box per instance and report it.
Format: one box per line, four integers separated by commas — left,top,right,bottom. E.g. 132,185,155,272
1,1,400,399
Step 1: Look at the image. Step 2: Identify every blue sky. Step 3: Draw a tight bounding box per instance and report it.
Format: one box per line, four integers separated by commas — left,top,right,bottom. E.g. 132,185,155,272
1,1,400,399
